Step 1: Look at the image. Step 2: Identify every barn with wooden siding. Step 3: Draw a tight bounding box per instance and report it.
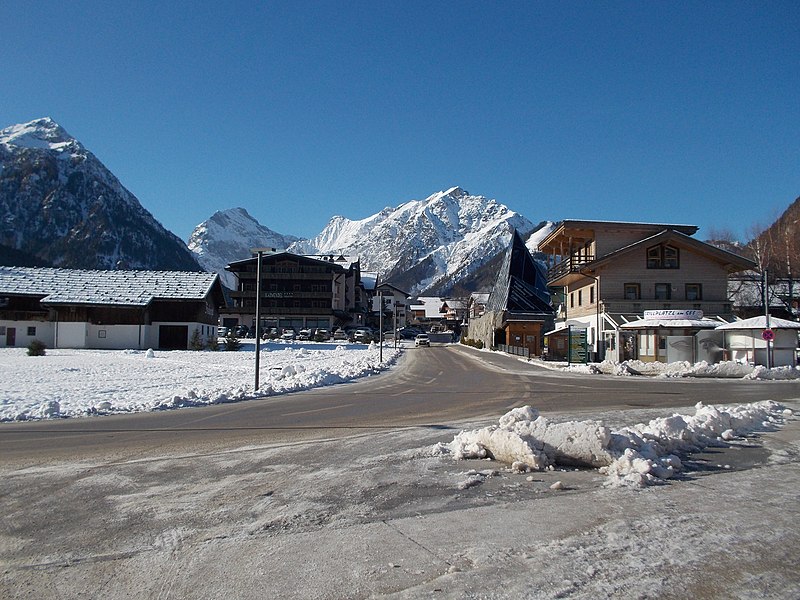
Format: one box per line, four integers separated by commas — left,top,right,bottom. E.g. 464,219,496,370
0,267,225,350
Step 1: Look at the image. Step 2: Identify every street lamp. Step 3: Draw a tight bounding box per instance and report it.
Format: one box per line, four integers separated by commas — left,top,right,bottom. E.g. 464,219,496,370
252,247,271,391
378,291,384,363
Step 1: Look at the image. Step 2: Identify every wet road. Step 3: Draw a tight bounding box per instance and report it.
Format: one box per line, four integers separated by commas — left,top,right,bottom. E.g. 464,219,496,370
2,344,798,465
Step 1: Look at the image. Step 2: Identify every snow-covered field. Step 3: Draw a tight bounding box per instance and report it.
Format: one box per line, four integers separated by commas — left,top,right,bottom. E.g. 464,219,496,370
0,341,401,422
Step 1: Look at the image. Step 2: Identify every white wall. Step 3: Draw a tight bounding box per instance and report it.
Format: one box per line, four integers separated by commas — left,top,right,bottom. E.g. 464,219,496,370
87,324,144,350
726,329,798,367
0,320,55,348
56,322,89,348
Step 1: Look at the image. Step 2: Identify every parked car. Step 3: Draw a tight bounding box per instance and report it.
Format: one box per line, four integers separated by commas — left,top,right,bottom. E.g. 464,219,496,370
280,329,296,341
234,325,249,338
398,327,422,339
313,329,330,341
332,329,348,341
353,328,373,343
415,333,431,347
297,329,312,341
217,326,229,338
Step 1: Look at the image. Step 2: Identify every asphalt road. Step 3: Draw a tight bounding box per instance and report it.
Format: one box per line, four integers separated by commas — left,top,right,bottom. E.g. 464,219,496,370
2,344,798,466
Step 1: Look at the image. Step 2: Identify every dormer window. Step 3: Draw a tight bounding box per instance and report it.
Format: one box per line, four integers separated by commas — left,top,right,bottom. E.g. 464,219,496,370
646,244,679,269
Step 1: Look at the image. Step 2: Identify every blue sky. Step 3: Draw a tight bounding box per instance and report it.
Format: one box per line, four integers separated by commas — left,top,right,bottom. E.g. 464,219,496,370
2,1,798,242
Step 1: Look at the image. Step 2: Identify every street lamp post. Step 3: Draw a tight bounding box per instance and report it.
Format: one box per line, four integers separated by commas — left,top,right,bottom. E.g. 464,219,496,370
252,248,270,391
378,292,384,363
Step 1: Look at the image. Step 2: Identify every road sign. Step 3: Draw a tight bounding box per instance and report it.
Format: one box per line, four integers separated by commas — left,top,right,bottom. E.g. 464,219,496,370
762,329,775,341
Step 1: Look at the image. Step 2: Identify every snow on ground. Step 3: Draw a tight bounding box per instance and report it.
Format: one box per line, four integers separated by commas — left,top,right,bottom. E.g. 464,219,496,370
559,358,800,379
436,401,793,487
0,341,401,422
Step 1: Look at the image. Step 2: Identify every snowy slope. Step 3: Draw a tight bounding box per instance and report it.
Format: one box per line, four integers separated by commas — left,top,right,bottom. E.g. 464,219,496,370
0,118,200,271
188,208,299,289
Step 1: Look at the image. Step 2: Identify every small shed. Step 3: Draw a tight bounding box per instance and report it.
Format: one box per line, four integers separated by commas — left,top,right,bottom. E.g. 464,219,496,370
715,316,800,367
618,311,722,363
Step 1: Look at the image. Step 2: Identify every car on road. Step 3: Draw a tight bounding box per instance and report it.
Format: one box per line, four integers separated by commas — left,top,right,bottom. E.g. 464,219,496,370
415,333,430,347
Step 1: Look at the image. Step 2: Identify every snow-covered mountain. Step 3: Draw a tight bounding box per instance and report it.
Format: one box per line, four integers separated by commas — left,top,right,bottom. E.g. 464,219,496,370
187,208,299,289
188,187,551,295
0,118,200,271
289,187,553,295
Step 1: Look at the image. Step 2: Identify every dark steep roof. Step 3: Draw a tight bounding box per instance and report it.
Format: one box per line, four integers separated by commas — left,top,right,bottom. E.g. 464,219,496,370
0,266,222,307
486,231,554,314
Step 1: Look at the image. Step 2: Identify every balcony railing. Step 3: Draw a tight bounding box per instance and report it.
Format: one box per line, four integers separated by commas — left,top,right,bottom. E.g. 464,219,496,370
230,290,333,300
600,300,733,315
546,255,595,283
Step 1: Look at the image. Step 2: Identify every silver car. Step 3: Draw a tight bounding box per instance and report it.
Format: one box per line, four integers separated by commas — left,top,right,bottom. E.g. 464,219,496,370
415,334,430,347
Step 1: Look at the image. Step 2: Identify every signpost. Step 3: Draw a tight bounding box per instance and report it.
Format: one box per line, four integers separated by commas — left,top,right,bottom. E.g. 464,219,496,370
567,325,588,365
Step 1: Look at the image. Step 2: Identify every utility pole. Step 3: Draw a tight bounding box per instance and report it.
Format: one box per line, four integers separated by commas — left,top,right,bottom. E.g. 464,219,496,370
764,269,773,369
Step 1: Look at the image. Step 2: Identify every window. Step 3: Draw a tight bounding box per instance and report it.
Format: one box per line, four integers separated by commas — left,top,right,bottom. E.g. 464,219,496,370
646,246,662,269
624,283,640,300
655,283,671,300
589,285,595,304
686,283,702,301
664,246,679,268
27,326,36,336
578,289,583,306
570,292,574,308
647,244,679,269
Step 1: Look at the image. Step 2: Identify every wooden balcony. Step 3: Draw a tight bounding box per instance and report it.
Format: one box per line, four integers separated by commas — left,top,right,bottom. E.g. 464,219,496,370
546,254,595,284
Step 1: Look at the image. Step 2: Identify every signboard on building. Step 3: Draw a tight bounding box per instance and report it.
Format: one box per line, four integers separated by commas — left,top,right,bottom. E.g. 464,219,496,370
568,326,588,364
643,309,703,320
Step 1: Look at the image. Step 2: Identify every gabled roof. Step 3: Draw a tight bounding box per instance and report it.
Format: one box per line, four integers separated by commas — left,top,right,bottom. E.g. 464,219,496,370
0,266,222,307
410,296,447,318
487,230,553,314
540,219,699,250
584,229,756,273
226,251,348,272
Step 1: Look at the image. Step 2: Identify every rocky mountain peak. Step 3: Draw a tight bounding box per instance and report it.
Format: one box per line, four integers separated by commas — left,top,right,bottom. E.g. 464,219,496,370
0,117,77,152
1,117,201,271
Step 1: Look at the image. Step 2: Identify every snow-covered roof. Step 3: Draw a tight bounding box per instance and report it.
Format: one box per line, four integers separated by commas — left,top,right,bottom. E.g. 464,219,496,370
619,318,720,329
0,266,220,307
411,297,447,318
442,299,467,310
715,316,800,330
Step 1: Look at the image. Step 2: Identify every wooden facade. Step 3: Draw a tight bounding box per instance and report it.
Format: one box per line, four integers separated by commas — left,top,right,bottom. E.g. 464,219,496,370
0,267,224,350
222,251,367,333
539,221,756,362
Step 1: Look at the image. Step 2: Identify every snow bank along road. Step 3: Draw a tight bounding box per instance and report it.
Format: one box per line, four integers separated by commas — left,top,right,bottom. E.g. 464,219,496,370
2,344,799,599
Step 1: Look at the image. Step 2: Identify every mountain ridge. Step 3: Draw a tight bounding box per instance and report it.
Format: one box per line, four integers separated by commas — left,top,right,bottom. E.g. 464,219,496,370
0,117,200,271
